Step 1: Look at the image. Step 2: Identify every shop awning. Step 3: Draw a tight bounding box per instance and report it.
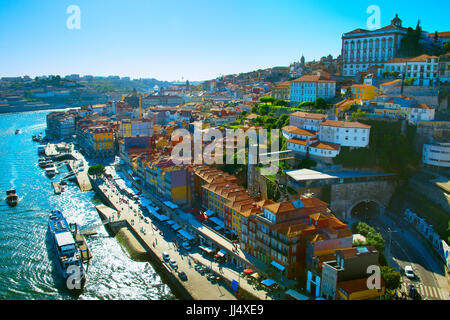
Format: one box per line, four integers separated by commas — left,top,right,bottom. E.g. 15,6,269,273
271,260,286,272
164,201,179,209
198,245,214,254
209,217,224,228
285,289,310,300
205,209,215,217
217,249,227,257
261,279,277,287
171,223,181,231
177,229,195,241
167,220,176,226
243,269,254,275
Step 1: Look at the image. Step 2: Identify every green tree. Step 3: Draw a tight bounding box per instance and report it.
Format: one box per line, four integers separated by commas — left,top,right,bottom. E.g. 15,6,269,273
444,41,450,53
314,97,327,109
257,104,270,116
259,96,274,104
88,164,105,178
380,266,401,291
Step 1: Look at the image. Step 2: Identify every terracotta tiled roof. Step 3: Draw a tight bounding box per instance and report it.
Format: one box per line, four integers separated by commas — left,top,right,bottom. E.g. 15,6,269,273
292,75,335,83
381,79,402,86
338,277,385,294
384,54,439,64
412,103,433,110
320,120,371,129
309,141,341,151
287,138,307,146
273,81,291,89
282,125,317,137
290,111,327,120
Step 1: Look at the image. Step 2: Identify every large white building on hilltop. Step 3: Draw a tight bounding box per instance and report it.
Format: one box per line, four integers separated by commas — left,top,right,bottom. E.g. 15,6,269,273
342,14,410,76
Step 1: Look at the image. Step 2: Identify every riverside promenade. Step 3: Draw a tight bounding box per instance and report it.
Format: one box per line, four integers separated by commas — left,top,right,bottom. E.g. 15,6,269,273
117,167,279,300
93,174,238,300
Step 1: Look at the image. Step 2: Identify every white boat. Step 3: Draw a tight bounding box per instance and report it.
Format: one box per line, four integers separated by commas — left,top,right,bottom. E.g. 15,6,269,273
45,165,57,177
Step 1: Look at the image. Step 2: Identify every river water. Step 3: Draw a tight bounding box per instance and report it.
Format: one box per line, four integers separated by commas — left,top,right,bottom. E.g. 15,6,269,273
0,110,175,300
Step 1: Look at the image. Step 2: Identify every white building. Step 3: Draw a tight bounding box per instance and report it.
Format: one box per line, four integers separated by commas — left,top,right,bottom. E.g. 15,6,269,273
380,54,439,86
289,111,327,131
342,14,410,76
319,120,371,148
290,75,336,104
409,103,435,124
423,142,450,168
282,125,317,140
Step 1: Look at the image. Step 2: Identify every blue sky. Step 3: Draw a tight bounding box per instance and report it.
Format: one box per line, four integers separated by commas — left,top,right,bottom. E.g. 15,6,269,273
0,0,448,81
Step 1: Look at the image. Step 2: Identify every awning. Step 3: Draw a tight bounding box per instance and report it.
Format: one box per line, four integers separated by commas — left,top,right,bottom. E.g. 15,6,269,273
164,201,179,209
177,229,195,241
198,245,214,254
209,217,224,228
249,273,260,279
271,260,286,272
205,209,215,217
261,279,277,287
285,289,310,300
171,223,181,231
243,269,254,275
217,249,227,257
167,220,176,226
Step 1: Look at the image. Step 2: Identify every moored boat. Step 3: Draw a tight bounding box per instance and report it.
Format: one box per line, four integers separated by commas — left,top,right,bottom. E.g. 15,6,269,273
6,189,18,207
45,165,57,177
48,210,86,292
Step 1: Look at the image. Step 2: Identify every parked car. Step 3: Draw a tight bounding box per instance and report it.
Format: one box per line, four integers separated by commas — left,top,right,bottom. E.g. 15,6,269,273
162,252,170,262
178,271,187,281
169,259,178,270
405,265,415,279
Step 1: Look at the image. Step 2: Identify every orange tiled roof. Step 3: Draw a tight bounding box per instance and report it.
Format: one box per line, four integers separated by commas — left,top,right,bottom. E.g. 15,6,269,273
411,103,433,110
282,125,317,137
287,138,308,146
320,120,371,129
338,277,385,294
309,141,341,151
290,111,327,120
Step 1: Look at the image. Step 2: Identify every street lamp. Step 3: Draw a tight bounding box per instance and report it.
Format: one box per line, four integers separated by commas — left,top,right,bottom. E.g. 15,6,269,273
386,227,398,264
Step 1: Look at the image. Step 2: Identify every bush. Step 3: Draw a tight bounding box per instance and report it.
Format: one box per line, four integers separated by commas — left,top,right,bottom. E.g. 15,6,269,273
380,266,401,291
314,97,327,109
274,99,289,107
259,96,274,104
297,101,314,107
88,164,105,177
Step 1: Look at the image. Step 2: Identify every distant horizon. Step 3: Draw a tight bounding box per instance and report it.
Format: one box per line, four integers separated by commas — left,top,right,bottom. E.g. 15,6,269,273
1,0,448,82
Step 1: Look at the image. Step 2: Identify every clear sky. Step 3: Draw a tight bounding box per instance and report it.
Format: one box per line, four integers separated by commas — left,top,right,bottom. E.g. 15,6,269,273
0,0,448,81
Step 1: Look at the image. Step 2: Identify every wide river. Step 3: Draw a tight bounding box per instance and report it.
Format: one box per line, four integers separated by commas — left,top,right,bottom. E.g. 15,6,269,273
0,110,175,300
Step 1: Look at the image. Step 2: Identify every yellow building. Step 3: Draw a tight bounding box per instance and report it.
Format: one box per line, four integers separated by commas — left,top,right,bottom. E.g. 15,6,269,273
335,99,357,117
337,278,385,300
350,84,379,101
272,81,291,100
120,120,132,138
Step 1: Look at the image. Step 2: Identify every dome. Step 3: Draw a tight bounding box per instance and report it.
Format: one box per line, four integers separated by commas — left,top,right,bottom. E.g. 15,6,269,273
390,14,402,27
